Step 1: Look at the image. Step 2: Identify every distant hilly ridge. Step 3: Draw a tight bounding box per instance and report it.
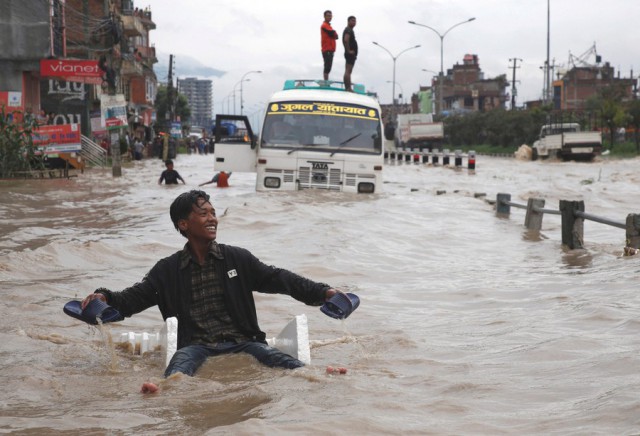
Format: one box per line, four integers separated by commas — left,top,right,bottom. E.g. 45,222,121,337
154,51,225,82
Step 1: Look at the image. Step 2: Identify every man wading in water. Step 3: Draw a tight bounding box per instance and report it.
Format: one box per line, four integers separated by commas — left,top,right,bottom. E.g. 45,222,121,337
81,190,341,393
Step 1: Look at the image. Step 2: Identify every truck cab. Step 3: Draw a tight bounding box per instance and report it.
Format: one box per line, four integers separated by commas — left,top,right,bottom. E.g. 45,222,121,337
214,80,384,193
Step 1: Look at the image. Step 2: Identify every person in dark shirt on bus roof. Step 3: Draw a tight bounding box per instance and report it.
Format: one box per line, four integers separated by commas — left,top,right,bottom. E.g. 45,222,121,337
158,159,185,185
342,16,358,92
320,10,339,81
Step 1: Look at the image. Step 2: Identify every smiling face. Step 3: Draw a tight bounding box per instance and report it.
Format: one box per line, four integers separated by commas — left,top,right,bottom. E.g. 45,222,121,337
178,197,218,243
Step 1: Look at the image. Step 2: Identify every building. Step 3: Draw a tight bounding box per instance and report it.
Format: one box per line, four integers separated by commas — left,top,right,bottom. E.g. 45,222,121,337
177,77,212,130
0,0,65,117
552,62,635,110
0,0,158,142
435,54,508,114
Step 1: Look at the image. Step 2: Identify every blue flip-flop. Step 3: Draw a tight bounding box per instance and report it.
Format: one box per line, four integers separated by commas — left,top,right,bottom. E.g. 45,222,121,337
320,292,360,320
63,299,123,325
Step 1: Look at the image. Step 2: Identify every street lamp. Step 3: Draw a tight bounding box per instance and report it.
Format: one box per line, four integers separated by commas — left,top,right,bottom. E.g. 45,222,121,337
240,70,262,115
372,42,420,121
386,80,404,104
232,79,250,114
409,17,476,115
421,69,438,114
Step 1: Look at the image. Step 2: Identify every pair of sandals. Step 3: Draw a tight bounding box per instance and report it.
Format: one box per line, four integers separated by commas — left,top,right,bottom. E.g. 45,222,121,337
64,292,360,324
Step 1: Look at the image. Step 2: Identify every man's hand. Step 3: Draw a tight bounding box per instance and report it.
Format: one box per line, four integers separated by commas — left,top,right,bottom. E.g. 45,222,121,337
324,288,341,301
81,292,106,310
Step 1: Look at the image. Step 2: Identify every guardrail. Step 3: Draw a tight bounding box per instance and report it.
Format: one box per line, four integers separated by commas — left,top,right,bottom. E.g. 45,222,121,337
495,193,640,250
385,149,476,170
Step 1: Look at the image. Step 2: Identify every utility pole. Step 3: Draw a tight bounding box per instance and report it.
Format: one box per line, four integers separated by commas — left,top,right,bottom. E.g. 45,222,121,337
509,58,522,110
167,54,175,123
545,0,551,104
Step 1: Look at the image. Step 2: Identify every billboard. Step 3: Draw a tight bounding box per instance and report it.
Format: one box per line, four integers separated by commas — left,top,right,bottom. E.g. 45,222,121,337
40,59,102,85
32,124,82,154
100,94,128,130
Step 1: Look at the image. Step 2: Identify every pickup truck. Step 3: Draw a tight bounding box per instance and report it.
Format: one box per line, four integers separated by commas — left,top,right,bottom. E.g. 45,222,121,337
532,123,602,161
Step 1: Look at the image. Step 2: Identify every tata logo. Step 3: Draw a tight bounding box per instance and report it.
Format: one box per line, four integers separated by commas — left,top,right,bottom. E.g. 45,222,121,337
311,162,329,170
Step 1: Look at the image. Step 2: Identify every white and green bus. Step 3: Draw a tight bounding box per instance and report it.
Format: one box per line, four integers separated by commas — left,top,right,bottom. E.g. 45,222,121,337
213,80,384,193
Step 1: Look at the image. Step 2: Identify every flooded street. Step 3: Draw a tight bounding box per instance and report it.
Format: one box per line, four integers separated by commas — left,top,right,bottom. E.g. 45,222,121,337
1,154,639,434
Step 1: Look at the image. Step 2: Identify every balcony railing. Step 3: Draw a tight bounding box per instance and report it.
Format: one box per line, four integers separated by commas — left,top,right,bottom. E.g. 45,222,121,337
121,57,143,76
121,15,144,37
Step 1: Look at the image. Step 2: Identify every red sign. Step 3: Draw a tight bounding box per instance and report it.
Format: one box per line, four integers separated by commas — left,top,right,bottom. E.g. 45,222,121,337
105,118,124,128
32,124,82,154
40,59,102,84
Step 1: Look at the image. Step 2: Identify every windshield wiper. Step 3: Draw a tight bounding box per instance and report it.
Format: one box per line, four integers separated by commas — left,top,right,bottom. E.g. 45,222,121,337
330,133,361,157
286,145,316,155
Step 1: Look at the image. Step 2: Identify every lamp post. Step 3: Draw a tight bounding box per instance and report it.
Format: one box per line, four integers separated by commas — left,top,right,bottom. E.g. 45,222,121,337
240,70,262,115
222,92,233,114
372,42,420,121
422,69,438,114
232,79,250,114
409,17,476,115
386,80,404,105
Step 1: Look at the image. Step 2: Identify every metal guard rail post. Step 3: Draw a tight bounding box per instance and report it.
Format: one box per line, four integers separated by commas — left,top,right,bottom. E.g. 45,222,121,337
496,192,640,250
384,149,476,170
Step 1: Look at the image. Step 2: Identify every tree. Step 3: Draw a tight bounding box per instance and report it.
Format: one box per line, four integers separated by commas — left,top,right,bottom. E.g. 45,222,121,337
153,85,191,133
587,83,630,149
626,100,640,153
0,108,45,178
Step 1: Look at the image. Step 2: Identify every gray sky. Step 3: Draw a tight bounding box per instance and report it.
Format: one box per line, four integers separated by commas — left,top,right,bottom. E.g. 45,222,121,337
150,0,640,117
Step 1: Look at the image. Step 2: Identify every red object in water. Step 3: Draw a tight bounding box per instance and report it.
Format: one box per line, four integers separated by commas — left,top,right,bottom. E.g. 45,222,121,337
141,382,159,394
326,366,348,375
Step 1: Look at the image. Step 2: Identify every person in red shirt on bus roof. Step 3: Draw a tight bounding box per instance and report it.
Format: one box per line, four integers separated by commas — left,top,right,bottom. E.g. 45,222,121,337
320,10,339,81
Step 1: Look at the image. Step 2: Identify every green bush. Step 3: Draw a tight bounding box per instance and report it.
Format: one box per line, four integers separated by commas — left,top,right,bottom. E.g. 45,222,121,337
0,108,45,178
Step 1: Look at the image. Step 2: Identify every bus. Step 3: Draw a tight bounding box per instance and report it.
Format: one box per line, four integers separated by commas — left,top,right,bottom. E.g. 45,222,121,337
213,80,384,193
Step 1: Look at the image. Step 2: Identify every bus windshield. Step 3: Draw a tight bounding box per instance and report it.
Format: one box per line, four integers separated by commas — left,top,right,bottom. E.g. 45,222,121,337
260,101,382,155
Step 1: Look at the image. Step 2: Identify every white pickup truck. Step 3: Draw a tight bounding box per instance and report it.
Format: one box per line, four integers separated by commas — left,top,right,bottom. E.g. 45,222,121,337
532,123,602,161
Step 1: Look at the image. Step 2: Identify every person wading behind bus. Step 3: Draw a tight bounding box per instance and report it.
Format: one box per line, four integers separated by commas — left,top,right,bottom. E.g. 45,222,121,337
342,16,357,92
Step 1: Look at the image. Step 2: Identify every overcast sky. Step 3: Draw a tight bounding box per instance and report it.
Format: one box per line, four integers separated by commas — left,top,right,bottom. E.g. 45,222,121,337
149,0,640,117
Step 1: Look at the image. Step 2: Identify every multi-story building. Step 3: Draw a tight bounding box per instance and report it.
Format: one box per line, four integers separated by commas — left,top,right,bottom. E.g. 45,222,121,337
0,0,157,142
177,77,212,130
0,0,65,118
434,54,508,114
552,62,635,110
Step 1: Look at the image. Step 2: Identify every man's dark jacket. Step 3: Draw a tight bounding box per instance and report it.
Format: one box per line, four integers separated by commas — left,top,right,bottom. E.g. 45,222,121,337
97,244,330,349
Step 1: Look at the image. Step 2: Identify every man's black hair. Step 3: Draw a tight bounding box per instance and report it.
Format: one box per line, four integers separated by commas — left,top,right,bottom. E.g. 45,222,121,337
170,190,211,237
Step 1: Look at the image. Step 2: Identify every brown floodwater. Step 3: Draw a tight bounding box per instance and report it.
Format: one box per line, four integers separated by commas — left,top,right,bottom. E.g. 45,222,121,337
1,154,639,434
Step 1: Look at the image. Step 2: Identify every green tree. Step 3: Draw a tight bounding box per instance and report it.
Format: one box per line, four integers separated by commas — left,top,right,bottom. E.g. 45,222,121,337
0,108,45,178
154,85,191,133
587,83,630,149
626,99,640,153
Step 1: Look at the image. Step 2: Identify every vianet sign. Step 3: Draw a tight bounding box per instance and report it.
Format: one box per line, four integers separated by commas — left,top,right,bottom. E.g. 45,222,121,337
40,59,102,78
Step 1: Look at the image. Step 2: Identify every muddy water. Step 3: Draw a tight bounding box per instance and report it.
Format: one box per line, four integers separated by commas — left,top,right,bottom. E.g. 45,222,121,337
1,154,639,434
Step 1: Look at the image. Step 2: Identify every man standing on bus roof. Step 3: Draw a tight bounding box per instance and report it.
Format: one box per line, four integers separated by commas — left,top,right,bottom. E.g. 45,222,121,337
342,16,357,92
321,10,339,81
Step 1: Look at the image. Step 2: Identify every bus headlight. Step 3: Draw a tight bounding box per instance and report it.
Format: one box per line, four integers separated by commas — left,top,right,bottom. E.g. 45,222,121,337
264,177,281,189
358,182,375,193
